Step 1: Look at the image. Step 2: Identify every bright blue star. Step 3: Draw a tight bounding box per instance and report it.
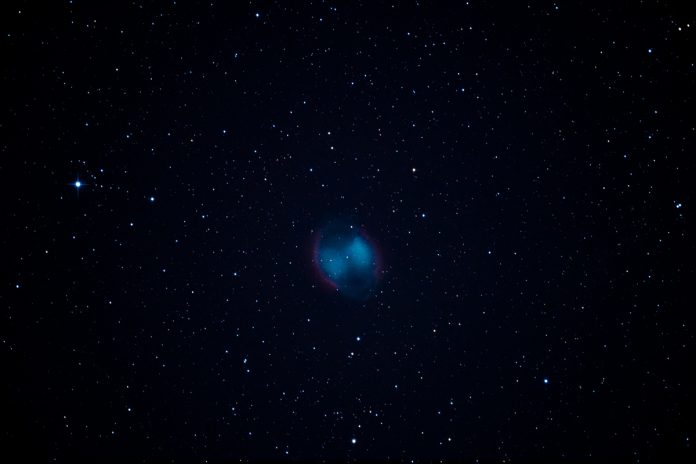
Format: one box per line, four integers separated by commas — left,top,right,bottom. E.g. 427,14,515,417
543,378,549,384
71,179,85,193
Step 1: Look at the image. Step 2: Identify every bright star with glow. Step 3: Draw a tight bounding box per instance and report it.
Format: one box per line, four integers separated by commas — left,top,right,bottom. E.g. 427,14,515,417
71,179,85,193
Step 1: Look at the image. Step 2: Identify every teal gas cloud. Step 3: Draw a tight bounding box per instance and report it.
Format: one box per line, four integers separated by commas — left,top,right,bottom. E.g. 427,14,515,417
313,221,381,300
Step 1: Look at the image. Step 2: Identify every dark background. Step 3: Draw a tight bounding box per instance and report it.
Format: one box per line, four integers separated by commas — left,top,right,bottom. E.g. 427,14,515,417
1,0,694,462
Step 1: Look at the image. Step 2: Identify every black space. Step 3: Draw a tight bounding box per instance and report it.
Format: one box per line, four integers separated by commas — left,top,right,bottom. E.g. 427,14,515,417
1,1,695,462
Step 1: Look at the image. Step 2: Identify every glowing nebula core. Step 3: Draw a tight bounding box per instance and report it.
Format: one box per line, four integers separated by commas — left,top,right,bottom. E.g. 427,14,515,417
313,221,382,300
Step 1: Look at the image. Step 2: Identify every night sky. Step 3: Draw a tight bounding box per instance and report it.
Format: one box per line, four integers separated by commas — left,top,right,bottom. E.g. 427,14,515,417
2,1,695,462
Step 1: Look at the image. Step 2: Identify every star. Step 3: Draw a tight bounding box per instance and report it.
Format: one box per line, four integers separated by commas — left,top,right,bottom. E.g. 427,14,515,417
71,178,85,194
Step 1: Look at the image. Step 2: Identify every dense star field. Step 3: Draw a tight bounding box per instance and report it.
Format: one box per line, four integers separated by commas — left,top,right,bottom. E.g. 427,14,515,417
1,1,695,462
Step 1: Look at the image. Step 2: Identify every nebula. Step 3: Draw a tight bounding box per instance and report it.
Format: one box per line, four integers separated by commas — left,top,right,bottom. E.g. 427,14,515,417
313,220,381,300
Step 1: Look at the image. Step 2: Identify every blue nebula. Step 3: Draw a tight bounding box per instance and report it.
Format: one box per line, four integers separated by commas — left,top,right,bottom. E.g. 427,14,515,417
314,222,380,300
